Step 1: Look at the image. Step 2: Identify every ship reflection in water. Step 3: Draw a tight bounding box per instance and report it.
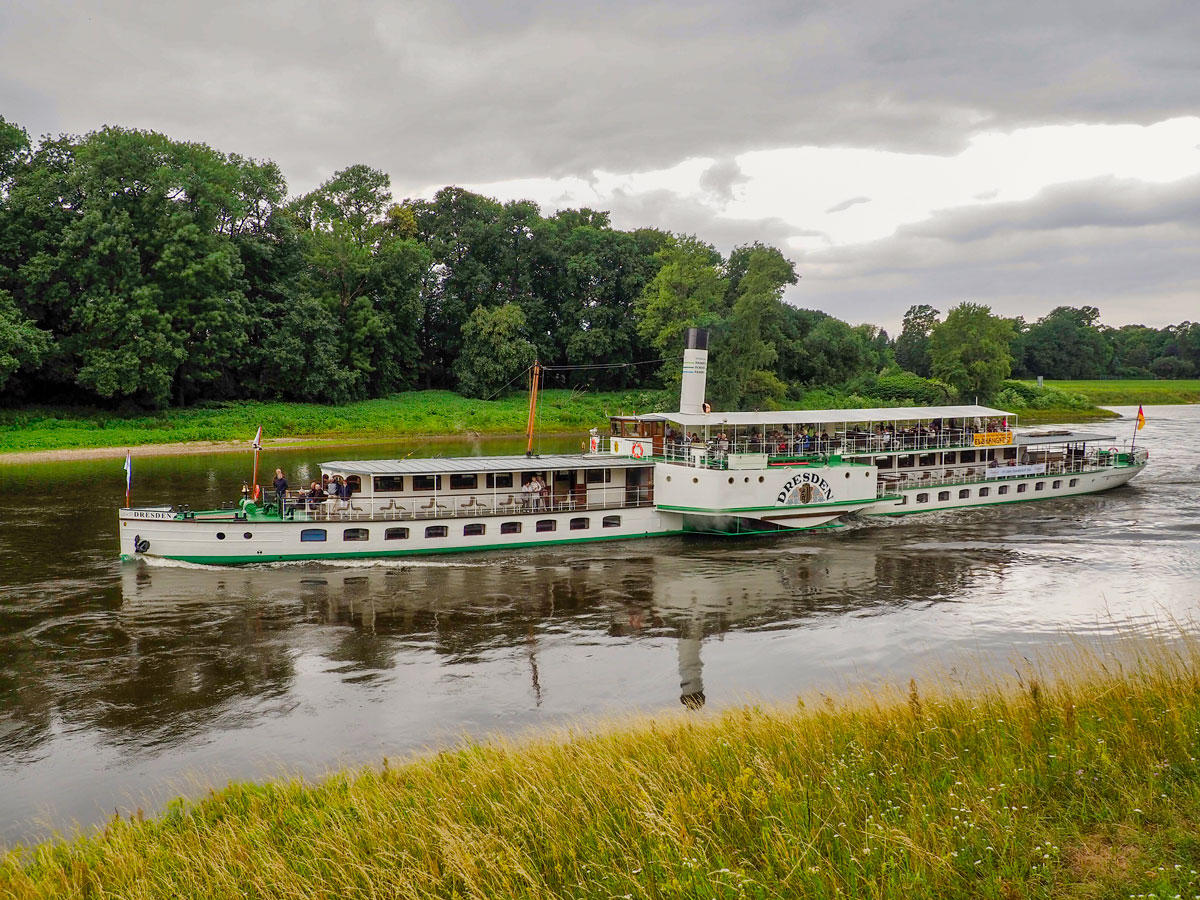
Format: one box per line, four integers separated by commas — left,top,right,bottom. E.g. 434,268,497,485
114,533,1005,721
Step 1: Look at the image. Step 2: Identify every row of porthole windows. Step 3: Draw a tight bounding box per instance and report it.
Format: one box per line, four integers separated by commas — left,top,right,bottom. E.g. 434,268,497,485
911,478,1078,504
279,516,624,543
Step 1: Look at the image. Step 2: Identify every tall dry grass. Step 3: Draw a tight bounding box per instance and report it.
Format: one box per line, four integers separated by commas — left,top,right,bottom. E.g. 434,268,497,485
4,638,1200,898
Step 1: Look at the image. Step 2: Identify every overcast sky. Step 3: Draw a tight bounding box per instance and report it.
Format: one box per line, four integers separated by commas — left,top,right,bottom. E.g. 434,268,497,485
3,0,1198,332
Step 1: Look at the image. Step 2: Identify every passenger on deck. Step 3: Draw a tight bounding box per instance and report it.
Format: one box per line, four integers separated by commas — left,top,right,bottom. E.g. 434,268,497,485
305,481,327,512
273,469,288,516
330,475,349,514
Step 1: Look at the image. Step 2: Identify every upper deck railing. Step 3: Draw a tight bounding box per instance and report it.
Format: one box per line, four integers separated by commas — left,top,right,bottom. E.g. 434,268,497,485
189,486,655,524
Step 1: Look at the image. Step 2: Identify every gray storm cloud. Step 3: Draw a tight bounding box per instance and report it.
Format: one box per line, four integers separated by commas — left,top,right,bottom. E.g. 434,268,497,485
3,0,1198,189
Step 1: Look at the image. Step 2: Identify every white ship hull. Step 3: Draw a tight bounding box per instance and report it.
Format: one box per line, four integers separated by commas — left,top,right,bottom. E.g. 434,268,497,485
120,504,680,565
866,461,1144,516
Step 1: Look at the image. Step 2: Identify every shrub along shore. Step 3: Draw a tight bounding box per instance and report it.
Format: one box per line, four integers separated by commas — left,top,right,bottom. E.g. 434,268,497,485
3,642,1200,898
2,378,1182,461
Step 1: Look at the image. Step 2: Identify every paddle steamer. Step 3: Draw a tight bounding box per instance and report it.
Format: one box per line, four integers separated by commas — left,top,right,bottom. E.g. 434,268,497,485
118,329,1147,564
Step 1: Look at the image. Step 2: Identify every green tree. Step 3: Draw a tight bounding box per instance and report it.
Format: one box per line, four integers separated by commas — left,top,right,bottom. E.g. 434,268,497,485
708,244,797,408
635,235,727,391
0,288,50,392
454,302,536,398
292,165,430,398
1021,306,1112,378
929,302,1015,400
894,304,939,376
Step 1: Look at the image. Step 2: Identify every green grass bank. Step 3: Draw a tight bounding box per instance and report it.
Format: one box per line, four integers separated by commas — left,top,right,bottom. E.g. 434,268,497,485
1,379,1169,457
0,389,672,455
4,643,1200,898
1035,379,1200,406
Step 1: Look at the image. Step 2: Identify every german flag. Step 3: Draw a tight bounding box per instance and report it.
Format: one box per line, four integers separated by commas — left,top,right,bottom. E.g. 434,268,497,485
1136,405,1146,430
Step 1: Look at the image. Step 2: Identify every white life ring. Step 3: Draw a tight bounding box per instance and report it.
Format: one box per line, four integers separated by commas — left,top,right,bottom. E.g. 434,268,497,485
631,443,645,459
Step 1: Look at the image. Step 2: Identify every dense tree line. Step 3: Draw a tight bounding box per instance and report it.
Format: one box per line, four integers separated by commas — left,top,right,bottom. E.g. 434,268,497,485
1,116,1196,412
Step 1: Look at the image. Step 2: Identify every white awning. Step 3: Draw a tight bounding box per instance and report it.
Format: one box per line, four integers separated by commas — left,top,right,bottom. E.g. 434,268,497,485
629,405,1012,429
320,454,648,476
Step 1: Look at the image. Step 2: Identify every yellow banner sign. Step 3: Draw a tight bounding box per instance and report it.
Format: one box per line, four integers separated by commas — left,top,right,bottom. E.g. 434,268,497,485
974,431,1013,447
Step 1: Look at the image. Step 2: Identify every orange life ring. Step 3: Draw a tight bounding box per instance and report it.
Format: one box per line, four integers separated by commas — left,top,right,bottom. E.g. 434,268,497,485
631,443,645,459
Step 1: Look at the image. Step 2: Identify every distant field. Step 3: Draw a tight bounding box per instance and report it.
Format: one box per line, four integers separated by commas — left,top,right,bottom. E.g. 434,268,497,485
1034,379,1200,405
0,389,671,455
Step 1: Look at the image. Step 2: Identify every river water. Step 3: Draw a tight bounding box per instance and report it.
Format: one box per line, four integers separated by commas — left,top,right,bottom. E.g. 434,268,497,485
1,405,1197,845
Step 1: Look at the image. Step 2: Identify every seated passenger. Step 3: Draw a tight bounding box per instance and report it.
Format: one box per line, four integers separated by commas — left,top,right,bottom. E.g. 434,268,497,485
306,481,327,511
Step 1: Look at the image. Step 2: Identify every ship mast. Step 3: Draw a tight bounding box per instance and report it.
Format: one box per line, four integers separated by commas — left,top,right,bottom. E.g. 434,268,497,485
525,360,541,457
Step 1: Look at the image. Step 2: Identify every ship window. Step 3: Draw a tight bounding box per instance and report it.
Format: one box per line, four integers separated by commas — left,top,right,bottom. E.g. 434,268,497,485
979,487,990,497
877,456,894,469
920,454,936,466
486,473,513,489
243,532,253,539
501,521,521,534
1036,482,1045,491
300,529,326,542
602,515,621,528
425,525,448,538
1003,448,1017,460
570,517,589,530
1017,483,1028,493
385,527,409,540
536,519,556,533
944,452,957,464
412,475,442,491
998,485,1009,495
343,528,369,541
961,450,977,463
958,489,970,499
374,476,404,492
585,468,612,484
450,473,477,491
916,493,929,503
216,532,226,540
897,455,914,468
936,490,948,501
1053,480,1062,489
345,476,361,495
463,523,485,536
1069,478,1078,487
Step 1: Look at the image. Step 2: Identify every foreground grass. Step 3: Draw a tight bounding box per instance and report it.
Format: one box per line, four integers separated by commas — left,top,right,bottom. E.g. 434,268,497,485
0,389,671,454
1035,379,1200,406
5,644,1200,898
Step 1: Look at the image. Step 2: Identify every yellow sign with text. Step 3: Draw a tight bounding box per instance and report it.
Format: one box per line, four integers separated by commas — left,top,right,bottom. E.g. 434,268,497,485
974,431,1013,447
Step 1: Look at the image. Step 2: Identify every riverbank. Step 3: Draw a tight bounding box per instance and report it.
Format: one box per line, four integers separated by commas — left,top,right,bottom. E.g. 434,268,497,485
1034,379,1200,405
4,642,1199,899
0,389,670,461
0,386,1152,462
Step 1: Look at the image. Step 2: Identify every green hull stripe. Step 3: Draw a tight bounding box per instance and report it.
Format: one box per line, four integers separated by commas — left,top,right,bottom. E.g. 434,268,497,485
144,530,686,565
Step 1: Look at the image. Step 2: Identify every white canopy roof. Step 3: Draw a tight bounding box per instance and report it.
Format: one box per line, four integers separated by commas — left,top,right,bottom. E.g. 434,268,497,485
320,454,647,477
630,405,1012,429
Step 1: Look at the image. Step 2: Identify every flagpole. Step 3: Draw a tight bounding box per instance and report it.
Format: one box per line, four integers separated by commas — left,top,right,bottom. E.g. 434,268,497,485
1131,405,1144,452
251,425,262,500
